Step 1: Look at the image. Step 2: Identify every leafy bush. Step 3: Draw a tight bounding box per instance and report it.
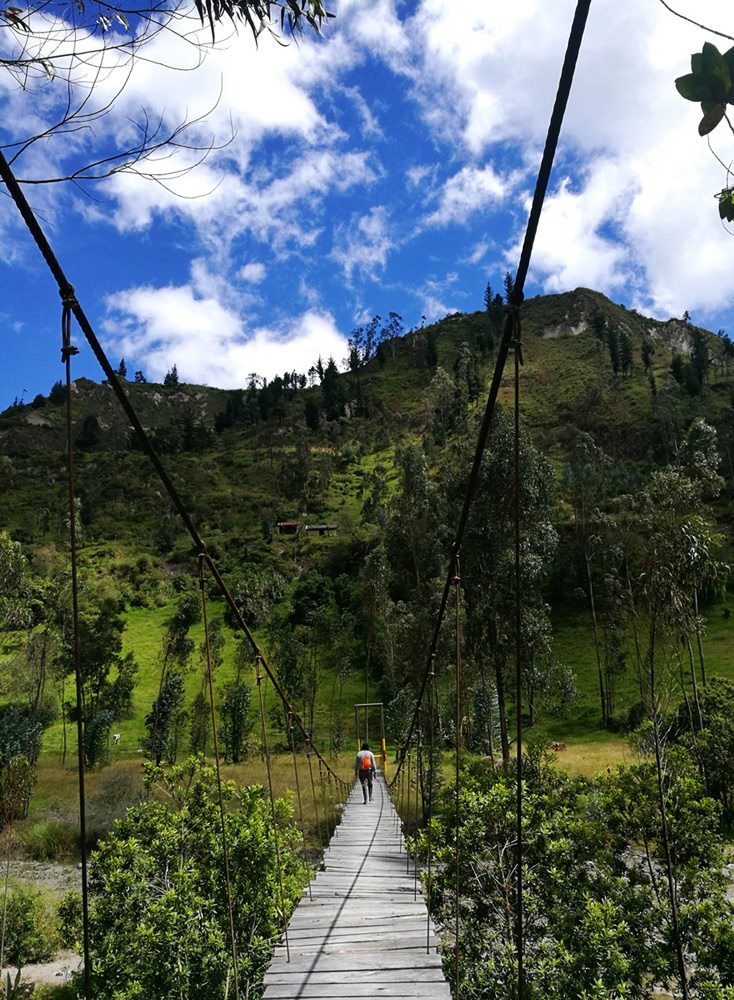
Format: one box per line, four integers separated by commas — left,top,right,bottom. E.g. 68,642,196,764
57,892,82,952
74,756,308,998
2,887,58,966
0,758,36,828
416,747,734,998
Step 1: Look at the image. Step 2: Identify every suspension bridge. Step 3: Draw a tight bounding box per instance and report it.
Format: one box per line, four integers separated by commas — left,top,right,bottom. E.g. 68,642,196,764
263,773,450,1000
0,2,597,997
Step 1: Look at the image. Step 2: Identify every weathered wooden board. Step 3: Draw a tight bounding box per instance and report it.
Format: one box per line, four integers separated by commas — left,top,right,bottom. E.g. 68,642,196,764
263,980,451,1000
262,777,451,1000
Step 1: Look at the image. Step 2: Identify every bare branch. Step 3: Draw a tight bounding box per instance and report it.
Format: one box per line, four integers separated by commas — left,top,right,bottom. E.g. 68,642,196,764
0,0,333,187
657,0,734,43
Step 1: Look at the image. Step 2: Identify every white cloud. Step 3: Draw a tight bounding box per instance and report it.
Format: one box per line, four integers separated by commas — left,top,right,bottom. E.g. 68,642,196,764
239,262,266,283
417,274,461,323
523,166,631,297
332,205,395,281
425,165,508,227
406,164,434,189
237,148,379,249
342,85,384,139
465,241,491,265
335,0,409,65
104,282,348,384
404,1,567,153
399,0,734,321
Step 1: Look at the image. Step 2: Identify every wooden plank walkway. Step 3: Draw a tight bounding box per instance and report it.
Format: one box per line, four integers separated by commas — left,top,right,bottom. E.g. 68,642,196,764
262,774,451,999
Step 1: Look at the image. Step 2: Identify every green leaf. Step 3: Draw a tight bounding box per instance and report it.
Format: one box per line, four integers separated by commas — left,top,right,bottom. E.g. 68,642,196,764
675,73,709,102
702,41,731,90
718,188,734,222
692,52,703,75
724,45,734,84
699,103,726,136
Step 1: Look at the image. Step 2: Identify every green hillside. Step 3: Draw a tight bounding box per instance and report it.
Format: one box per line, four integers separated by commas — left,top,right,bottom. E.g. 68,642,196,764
2,287,734,767
5,287,734,999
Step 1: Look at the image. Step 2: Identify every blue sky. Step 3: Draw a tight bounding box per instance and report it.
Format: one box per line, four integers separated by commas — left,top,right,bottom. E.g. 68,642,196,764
1,0,733,410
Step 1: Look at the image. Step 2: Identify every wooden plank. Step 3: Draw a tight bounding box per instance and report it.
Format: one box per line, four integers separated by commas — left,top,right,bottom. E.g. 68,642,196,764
264,954,443,975
266,969,447,985
263,983,451,998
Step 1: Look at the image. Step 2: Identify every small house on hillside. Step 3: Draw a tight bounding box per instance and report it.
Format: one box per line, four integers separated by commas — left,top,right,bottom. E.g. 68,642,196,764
276,520,300,535
304,524,337,537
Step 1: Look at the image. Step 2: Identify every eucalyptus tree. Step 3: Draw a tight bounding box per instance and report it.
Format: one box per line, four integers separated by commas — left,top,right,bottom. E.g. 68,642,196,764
461,407,559,765
219,681,252,762
386,443,445,602
0,529,36,631
382,443,451,694
563,433,614,725
142,589,200,764
52,582,139,766
620,430,727,998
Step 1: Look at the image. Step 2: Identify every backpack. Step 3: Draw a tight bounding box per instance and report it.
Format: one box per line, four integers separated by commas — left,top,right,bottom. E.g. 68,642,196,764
360,753,372,772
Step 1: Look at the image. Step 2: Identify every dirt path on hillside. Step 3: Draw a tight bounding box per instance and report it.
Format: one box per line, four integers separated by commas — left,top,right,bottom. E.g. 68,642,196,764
10,857,82,894
1,952,80,987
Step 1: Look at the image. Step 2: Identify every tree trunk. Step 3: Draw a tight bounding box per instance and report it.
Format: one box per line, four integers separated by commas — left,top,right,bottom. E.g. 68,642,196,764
649,615,689,1000
495,663,510,767
693,588,708,689
625,569,646,704
686,638,704,731
586,553,607,726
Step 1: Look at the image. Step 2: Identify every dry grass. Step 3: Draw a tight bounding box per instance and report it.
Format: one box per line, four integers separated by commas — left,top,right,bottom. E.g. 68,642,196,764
24,752,359,854
553,735,632,778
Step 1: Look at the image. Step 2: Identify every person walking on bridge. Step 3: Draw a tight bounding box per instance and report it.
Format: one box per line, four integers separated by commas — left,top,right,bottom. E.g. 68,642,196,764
355,741,377,803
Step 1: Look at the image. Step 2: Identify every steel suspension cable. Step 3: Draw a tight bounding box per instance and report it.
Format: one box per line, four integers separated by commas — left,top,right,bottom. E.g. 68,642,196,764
287,711,312,899
413,729,420,889
512,315,525,998
453,564,462,999
198,556,241,1000
255,654,291,963
405,747,412,872
414,707,422,900
61,296,92,1000
318,760,329,841
306,747,324,849
425,655,436,955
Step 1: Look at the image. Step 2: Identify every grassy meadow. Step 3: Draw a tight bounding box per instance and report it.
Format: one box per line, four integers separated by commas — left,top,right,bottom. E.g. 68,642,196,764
9,579,731,852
